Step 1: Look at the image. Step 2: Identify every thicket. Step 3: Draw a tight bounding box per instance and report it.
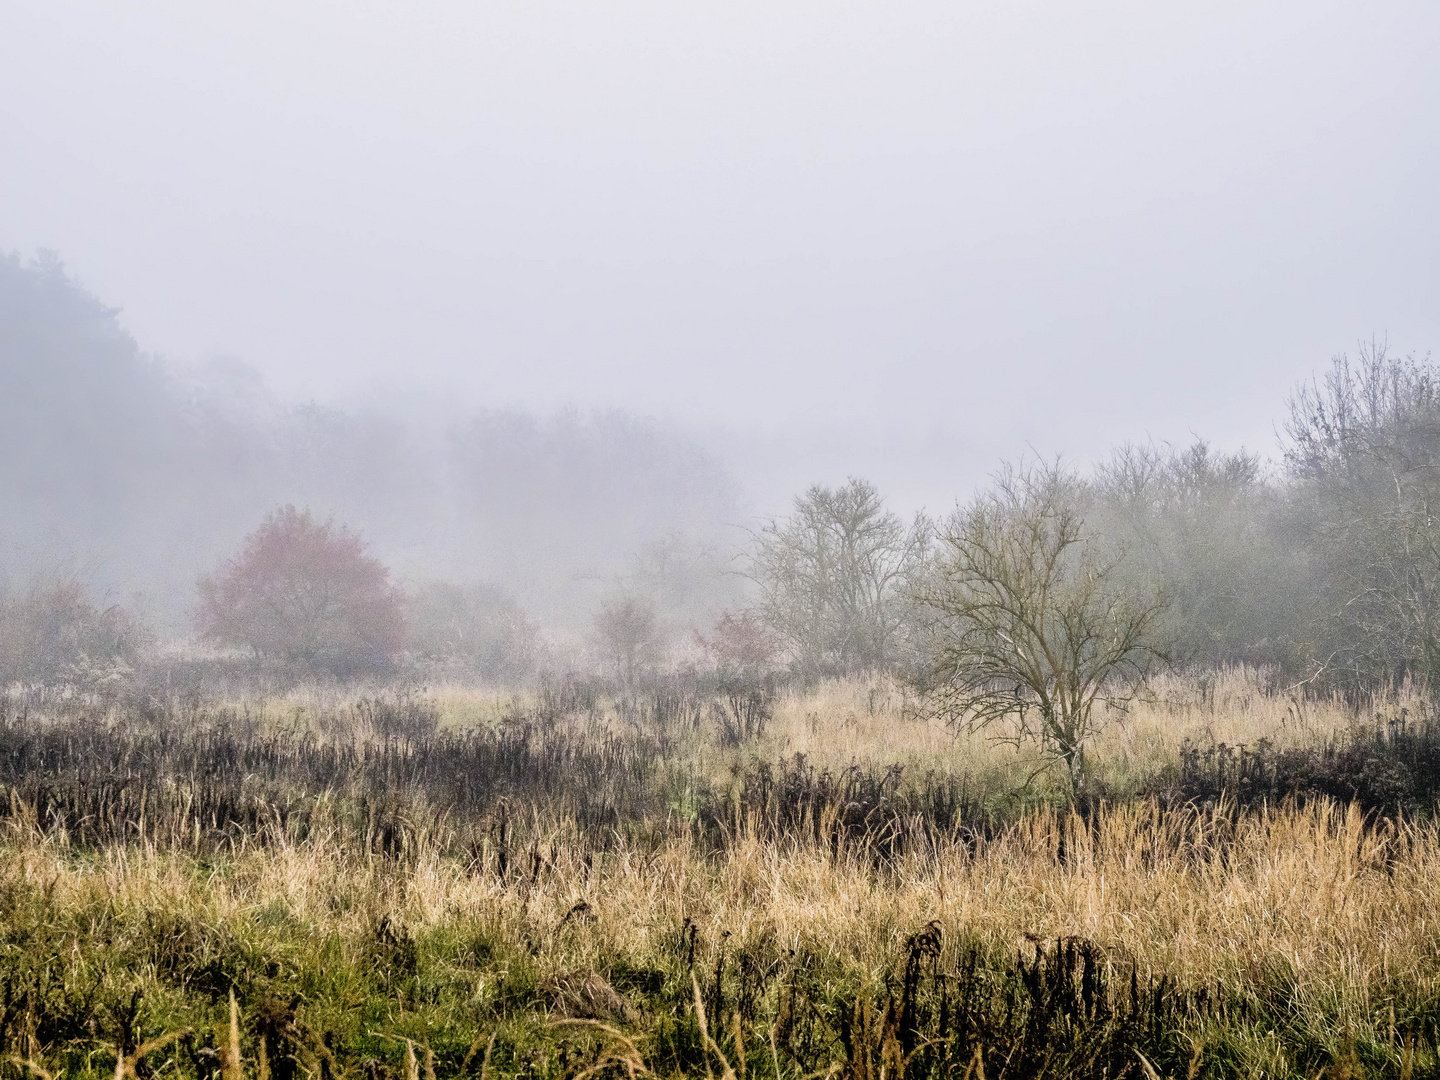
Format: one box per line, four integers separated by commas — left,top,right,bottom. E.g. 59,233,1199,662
405,582,540,684
1152,709,1440,816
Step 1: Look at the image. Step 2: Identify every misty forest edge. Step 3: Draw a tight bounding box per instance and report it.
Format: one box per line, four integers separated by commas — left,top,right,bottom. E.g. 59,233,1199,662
8,253,1440,1078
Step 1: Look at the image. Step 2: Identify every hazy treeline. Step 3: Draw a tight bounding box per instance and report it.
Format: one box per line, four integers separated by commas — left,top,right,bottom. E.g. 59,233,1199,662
4,251,1439,697
745,344,1440,698
0,253,745,655
1090,348,1440,693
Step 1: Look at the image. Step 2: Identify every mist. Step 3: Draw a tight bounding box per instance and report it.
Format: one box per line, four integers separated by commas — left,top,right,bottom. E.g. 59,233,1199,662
4,2,1437,508
2,1,1439,681
0,253,746,648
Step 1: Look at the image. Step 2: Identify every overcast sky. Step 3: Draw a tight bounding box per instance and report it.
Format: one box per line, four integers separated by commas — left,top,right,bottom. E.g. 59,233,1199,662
3,1,1437,510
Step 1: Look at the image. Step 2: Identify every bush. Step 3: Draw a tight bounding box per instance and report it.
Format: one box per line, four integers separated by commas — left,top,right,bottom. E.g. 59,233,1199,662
0,579,140,687
197,505,404,675
405,581,539,682
593,595,665,688
694,611,778,681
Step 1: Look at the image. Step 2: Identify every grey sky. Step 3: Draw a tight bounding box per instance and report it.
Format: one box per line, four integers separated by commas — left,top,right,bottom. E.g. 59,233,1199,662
3,1,1437,511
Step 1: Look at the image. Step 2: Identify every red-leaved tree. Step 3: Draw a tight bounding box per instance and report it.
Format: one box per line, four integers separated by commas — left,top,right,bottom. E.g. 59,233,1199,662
198,506,404,673
694,611,778,680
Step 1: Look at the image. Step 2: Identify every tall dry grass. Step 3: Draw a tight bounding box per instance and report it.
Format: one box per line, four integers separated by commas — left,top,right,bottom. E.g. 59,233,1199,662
3,790,1437,1075
1,669,1436,1077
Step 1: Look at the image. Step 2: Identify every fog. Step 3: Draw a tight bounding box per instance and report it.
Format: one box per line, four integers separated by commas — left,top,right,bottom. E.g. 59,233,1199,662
1,2,1438,651
0,253,747,641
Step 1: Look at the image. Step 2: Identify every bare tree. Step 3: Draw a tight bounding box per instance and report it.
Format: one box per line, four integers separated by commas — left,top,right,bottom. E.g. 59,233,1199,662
748,478,929,677
593,595,665,688
1285,343,1440,687
919,462,1164,793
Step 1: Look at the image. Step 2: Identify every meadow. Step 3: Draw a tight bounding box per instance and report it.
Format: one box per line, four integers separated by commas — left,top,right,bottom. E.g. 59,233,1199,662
1,671,1439,1080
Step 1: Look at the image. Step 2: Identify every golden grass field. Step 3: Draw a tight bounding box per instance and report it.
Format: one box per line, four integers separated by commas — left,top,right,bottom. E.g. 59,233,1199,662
0,671,1435,1078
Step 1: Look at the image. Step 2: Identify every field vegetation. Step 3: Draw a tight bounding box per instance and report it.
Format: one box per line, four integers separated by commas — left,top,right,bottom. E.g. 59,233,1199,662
2,672,1440,1079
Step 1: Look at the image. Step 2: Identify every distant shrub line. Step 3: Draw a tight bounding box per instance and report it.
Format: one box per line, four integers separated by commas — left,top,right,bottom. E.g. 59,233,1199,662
5,687,1440,868
1149,710,1440,816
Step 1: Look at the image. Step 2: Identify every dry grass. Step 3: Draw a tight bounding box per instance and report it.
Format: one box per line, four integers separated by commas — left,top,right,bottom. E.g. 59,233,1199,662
1,670,1435,1077
4,789,1438,1075
374,668,1374,801
5,791,1432,1008
761,667,1380,780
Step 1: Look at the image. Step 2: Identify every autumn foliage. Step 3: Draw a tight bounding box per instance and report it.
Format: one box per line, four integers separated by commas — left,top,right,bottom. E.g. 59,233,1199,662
694,611,778,679
198,506,404,673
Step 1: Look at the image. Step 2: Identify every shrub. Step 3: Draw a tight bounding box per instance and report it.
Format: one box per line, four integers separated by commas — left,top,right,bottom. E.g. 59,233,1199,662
694,611,778,681
405,581,539,682
0,579,140,686
593,595,665,688
197,505,404,675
